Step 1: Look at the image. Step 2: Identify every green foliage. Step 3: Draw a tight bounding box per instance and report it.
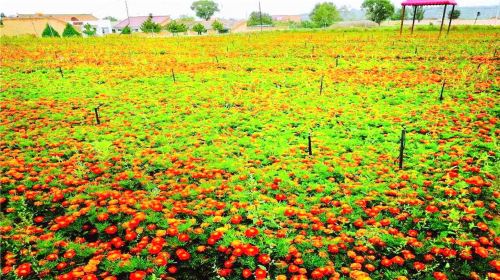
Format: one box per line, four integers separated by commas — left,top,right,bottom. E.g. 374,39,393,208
121,25,131,34
310,2,342,28
211,20,224,32
165,20,188,34
449,9,461,20
103,16,117,21
62,23,81,37
192,23,207,35
413,6,425,22
391,8,406,20
191,0,219,21
41,24,60,37
140,15,162,33
299,20,318,29
82,23,96,36
362,0,395,25
247,11,274,27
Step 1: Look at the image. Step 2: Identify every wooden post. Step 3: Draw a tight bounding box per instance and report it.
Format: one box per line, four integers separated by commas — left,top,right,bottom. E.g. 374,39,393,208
447,5,455,36
171,69,176,82
439,5,448,38
308,133,313,156
319,75,324,95
399,127,406,169
58,66,64,78
400,5,406,35
415,46,418,55
411,6,417,34
336,55,339,67
94,107,101,125
439,80,446,102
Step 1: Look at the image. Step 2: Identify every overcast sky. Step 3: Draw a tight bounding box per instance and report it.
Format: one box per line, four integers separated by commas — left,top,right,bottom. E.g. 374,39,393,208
1,0,498,20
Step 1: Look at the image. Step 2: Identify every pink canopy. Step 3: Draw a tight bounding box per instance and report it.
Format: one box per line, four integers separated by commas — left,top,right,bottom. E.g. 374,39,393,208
400,0,457,36
402,0,457,6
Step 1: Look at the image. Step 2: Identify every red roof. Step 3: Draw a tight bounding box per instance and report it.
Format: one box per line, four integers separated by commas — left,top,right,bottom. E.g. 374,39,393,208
402,0,457,6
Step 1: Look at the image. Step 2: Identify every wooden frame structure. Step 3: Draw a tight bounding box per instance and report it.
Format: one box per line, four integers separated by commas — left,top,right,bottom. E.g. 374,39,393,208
399,0,458,37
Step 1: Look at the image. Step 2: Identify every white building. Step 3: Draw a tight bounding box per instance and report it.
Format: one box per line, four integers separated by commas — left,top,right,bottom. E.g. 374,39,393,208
79,20,113,36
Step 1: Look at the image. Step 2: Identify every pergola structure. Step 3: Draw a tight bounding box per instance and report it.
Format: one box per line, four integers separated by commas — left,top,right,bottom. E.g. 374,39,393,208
400,0,458,37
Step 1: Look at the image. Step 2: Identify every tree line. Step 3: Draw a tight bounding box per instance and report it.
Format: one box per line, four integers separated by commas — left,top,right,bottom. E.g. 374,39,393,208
39,0,463,38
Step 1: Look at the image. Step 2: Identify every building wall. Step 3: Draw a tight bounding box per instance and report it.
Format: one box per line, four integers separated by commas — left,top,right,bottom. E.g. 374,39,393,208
0,18,66,37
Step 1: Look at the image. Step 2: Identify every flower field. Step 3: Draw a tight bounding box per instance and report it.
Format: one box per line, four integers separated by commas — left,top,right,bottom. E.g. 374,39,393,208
0,28,499,280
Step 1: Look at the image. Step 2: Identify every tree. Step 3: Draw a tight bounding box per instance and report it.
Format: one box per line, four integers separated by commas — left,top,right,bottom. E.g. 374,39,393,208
246,11,273,27
310,2,342,28
103,16,117,21
192,23,207,35
412,6,425,22
140,15,162,33
41,24,60,37
121,25,131,34
0,12,5,26
62,23,81,37
361,0,395,26
191,0,219,21
391,8,409,20
448,9,460,20
82,23,97,36
211,20,224,32
300,20,317,29
165,20,188,35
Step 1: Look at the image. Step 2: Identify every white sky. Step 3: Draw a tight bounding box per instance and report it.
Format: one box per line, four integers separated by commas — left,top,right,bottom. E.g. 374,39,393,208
1,0,498,20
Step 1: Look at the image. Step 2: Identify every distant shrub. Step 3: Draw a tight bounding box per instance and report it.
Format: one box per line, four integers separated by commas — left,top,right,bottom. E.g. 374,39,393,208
140,15,162,33
82,23,97,36
212,20,224,33
192,23,207,35
166,20,188,35
121,26,131,34
449,9,461,20
247,11,273,27
42,24,60,37
62,23,81,37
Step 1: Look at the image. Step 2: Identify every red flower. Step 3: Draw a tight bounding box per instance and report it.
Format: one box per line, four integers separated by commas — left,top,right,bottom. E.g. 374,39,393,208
245,227,259,238
15,263,31,277
176,248,191,261
129,271,147,280
414,262,426,271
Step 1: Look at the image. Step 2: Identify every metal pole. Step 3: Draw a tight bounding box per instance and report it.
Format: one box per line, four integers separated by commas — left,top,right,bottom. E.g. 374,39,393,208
400,5,406,35
399,127,406,169
319,75,324,95
94,107,100,124
259,1,263,32
308,133,312,156
411,6,417,34
447,5,455,36
439,80,446,101
439,5,447,38
125,0,130,26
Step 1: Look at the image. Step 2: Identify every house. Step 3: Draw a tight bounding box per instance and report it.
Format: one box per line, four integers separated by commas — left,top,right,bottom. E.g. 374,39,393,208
271,15,302,22
0,16,67,37
113,15,170,33
0,13,110,37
